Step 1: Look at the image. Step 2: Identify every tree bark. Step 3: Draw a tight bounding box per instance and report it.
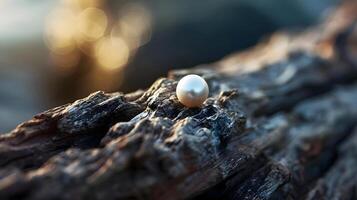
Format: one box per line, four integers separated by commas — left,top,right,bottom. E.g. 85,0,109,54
0,2,356,200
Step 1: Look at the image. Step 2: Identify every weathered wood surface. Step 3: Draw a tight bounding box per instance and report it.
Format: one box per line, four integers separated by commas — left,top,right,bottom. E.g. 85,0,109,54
0,2,357,200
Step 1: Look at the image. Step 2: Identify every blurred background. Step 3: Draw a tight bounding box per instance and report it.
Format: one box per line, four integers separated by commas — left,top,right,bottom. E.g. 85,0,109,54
0,0,340,133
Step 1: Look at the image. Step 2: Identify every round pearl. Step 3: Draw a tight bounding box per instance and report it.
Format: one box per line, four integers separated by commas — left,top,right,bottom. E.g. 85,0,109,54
176,74,209,108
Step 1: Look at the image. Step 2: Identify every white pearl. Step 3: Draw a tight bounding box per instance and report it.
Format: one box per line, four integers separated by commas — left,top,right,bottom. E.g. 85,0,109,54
176,74,209,108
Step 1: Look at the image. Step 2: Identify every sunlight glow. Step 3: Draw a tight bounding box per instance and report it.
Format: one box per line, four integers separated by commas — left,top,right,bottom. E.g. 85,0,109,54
95,36,130,71
112,3,152,50
45,8,77,54
78,7,107,42
45,0,152,73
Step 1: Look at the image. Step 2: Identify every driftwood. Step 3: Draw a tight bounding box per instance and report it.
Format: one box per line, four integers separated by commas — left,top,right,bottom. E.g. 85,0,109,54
0,2,357,200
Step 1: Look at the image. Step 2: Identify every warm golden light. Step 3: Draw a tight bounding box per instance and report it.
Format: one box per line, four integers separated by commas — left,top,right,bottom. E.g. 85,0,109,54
78,7,107,42
95,36,130,70
63,0,103,9
111,3,152,50
45,8,77,54
45,0,152,80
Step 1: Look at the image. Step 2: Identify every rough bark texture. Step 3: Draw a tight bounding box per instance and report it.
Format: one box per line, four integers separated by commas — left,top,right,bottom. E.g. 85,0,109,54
0,2,357,200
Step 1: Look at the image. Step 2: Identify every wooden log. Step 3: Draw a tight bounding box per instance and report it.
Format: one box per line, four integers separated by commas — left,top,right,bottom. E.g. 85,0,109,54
0,2,356,200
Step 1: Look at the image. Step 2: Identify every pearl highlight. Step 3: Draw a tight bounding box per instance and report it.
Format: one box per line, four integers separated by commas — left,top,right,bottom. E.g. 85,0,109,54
176,74,209,108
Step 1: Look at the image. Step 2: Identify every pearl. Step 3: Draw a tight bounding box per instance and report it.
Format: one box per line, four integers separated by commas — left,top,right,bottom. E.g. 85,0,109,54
176,74,209,108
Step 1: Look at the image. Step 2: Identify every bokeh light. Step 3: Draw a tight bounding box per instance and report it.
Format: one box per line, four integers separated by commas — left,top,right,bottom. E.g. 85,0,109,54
77,7,107,42
45,8,77,55
44,0,152,74
95,36,129,70
63,0,103,9
112,3,152,51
